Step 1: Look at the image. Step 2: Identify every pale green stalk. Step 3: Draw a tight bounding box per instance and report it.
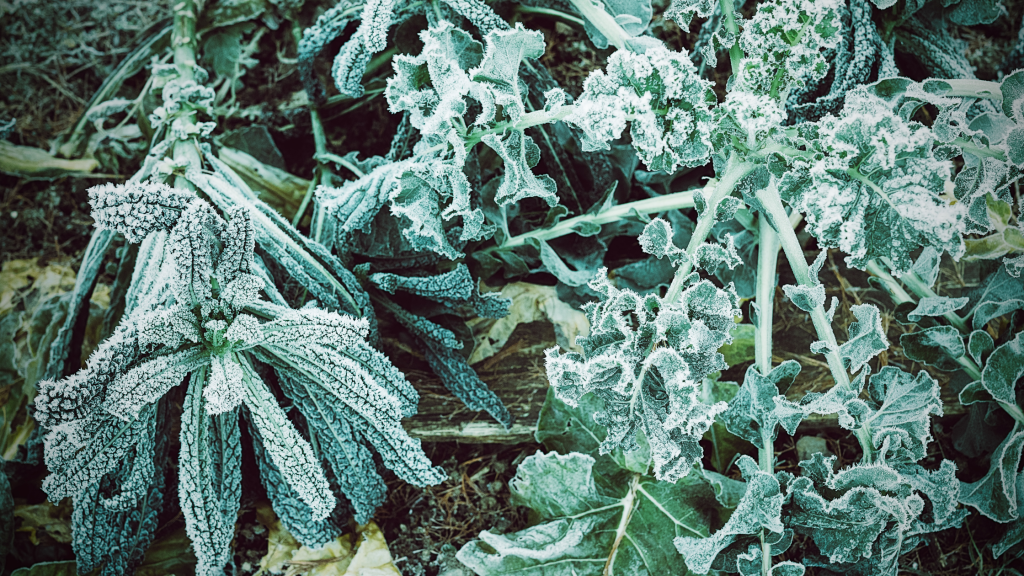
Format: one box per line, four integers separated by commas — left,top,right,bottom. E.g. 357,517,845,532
754,185,876,461
664,154,755,303
754,215,780,576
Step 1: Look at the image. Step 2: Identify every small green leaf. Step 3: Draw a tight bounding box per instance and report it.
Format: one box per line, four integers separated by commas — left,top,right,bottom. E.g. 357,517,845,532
900,325,966,372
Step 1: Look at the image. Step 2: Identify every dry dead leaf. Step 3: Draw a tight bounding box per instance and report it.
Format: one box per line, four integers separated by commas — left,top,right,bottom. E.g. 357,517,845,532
255,502,400,576
13,501,73,545
468,282,590,365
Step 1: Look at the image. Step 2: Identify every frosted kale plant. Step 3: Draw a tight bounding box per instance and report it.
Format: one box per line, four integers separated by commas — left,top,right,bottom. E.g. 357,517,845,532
26,0,1024,573
37,182,444,576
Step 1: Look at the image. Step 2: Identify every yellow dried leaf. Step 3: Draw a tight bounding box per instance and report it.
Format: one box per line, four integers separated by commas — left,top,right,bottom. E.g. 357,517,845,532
255,502,400,576
14,501,73,545
468,282,590,365
0,140,99,179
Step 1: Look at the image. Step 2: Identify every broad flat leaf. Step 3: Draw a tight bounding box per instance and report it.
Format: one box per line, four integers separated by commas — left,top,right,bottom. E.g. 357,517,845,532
720,361,802,446
993,473,1024,558
838,304,889,373
964,265,1024,330
457,450,717,575
960,424,1024,522
979,330,1024,405
675,456,784,573
968,329,995,366
900,326,965,372
906,296,968,322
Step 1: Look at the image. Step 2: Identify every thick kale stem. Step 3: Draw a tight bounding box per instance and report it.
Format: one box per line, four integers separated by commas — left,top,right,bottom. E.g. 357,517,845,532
601,473,640,576
754,215,780,576
170,0,200,192
753,184,876,462
487,189,697,252
514,4,586,27
568,0,633,51
940,79,1003,101
875,257,970,333
719,0,744,77
664,154,755,303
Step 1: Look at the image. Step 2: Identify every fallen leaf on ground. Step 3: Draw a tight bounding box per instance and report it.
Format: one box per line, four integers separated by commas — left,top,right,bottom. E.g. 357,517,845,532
468,283,589,365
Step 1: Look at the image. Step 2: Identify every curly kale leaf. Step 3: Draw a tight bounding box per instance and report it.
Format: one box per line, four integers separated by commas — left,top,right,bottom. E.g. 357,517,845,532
567,46,716,172
779,88,965,274
784,450,966,575
545,272,737,482
736,0,844,96
720,361,802,446
380,22,559,257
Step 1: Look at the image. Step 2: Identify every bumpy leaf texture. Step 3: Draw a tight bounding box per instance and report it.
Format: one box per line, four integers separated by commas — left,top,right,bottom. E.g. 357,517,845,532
568,46,716,172
736,0,844,95
779,88,965,274
675,456,785,573
545,271,737,482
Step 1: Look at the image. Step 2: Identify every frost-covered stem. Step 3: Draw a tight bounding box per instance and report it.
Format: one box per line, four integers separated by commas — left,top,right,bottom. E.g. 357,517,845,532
664,155,754,303
170,0,200,192
877,257,970,333
865,260,914,304
462,105,576,150
489,189,696,251
865,261,983,382
291,108,330,227
953,138,1007,161
602,473,640,576
514,4,586,27
755,218,779,376
940,79,1003,101
754,216,779,576
754,185,876,461
719,0,744,76
568,0,632,51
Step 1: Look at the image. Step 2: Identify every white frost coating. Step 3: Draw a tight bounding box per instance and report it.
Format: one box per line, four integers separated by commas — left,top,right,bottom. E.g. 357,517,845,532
568,46,715,172
205,353,245,415
544,269,738,482
241,364,336,521
779,89,966,273
88,180,195,242
736,0,843,94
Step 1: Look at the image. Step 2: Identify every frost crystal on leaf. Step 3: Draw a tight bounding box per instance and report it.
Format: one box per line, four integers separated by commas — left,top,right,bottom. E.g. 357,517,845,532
567,46,716,172
545,271,736,482
779,89,966,274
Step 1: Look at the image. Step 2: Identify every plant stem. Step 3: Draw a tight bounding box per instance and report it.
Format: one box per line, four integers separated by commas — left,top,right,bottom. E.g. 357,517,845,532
515,4,587,27
487,189,697,252
170,0,200,192
664,154,755,303
601,473,640,576
754,215,779,576
718,0,744,77
754,184,875,462
939,79,1003,101
568,0,633,51
877,257,970,333
865,260,983,382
